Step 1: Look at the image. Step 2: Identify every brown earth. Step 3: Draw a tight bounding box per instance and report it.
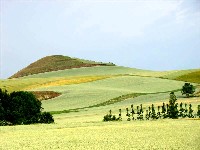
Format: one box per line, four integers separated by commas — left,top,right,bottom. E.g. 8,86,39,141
30,91,61,101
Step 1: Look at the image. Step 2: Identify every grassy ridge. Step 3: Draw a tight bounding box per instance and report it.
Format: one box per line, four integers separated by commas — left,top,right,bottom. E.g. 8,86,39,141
21,66,152,79
161,69,200,80
9,55,115,78
175,70,200,83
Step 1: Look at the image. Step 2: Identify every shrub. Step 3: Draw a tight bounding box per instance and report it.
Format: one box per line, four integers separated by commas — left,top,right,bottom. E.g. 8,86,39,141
103,114,117,121
40,112,54,124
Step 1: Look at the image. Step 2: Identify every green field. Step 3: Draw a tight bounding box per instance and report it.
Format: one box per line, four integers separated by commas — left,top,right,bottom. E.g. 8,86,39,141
38,75,185,111
0,64,200,149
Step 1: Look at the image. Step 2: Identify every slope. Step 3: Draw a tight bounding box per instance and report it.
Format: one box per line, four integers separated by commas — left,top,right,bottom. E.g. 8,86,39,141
174,70,200,83
9,55,115,78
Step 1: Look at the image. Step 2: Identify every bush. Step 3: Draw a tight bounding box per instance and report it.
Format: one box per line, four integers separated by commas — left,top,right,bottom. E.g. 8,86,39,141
103,114,117,121
0,120,12,126
40,112,54,124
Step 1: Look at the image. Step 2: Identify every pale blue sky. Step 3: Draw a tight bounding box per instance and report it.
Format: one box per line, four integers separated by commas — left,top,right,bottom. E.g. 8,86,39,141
0,0,200,79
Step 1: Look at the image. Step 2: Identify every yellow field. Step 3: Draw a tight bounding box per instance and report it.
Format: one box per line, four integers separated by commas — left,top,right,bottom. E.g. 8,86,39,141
1,114,200,150
24,76,113,90
0,75,113,92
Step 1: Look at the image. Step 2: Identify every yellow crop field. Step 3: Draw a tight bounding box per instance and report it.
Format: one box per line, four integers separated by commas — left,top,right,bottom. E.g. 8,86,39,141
0,75,113,92
24,76,113,90
0,114,200,150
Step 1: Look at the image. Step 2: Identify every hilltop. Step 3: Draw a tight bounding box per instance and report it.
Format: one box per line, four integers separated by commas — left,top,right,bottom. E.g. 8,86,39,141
9,55,115,78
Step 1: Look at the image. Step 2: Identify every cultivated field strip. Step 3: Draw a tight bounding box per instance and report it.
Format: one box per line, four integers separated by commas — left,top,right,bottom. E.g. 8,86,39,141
37,76,185,111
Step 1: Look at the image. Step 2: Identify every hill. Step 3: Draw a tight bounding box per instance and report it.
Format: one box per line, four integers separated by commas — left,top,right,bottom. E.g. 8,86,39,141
9,55,115,78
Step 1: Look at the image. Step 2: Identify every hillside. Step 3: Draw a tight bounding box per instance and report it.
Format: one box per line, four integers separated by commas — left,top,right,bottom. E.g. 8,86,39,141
9,55,115,78
174,70,200,83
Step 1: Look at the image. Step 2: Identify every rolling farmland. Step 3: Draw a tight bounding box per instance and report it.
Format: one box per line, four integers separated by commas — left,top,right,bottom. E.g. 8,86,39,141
0,57,200,150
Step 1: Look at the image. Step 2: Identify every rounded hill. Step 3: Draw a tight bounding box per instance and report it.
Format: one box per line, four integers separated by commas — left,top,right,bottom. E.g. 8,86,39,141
9,55,115,78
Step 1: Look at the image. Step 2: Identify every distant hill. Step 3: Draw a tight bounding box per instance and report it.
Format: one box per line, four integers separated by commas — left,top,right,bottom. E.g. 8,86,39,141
9,55,115,78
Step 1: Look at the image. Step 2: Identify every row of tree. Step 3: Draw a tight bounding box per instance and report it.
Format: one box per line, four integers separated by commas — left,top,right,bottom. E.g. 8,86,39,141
103,92,200,121
0,89,54,126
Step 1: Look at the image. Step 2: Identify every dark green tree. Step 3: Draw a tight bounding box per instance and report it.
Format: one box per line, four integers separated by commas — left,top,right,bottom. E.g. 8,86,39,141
157,106,161,118
151,104,157,119
188,104,194,118
118,109,122,120
140,104,143,114
179,102,184,117
145,110,149,120
197,105,200,118
168,92,179,119
184,103,188,117
131,105,135,120
0,89,54,125
161,102,167,118
7,91,42,124
181,83,195,97
148,106,151,116
126,108,131,121
136,106,140,114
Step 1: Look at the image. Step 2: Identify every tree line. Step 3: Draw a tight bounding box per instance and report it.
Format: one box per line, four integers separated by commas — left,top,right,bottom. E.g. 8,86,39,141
104,83,200,121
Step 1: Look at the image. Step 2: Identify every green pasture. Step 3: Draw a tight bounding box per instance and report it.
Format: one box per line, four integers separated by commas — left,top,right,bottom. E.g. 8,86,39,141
20,66,151,78
35,76,185,112
19,66,199,80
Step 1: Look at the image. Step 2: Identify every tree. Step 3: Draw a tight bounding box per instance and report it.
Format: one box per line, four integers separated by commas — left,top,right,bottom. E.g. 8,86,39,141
0,88,54,125
131,105,135,120
179,102,184,117
151,104,157,119
188,104,194,118
8,91,42,124
168,92,179,119
181,83,195,97
126,108,131,121
197,105,200,118
161,102,167,118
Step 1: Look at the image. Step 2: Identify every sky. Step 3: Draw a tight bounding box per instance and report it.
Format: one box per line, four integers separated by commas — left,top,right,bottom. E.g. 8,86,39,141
0,0,200,79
